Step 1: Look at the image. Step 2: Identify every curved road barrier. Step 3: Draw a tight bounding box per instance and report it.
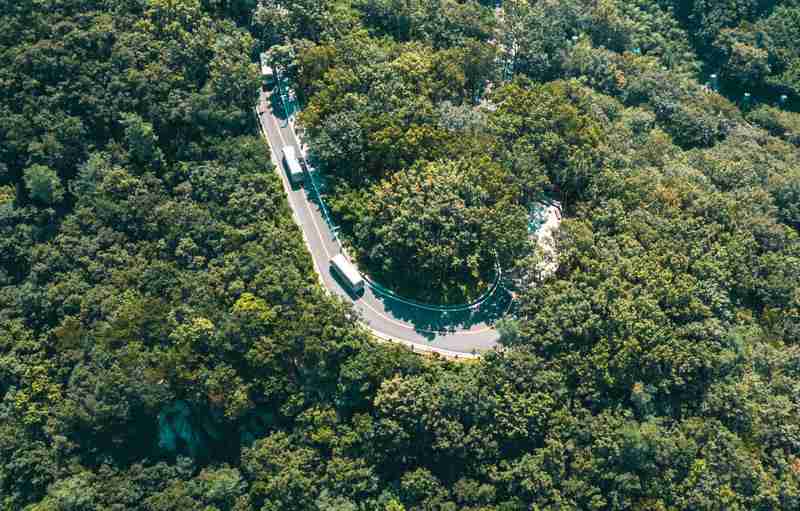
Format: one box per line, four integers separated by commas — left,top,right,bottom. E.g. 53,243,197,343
362,268,501,313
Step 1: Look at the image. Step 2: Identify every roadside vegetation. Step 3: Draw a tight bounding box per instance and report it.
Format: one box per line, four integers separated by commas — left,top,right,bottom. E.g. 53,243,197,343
1,1,799,510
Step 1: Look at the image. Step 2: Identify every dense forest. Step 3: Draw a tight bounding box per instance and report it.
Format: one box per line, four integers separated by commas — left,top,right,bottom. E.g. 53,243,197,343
1,0,799,509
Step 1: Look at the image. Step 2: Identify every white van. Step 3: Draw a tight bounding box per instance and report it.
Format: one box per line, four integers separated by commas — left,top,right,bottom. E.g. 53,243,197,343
330,254,364,294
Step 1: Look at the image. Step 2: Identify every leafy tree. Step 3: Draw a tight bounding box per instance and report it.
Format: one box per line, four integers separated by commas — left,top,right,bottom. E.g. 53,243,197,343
355,156,527,302
488,79,608,205
748,105,800,146
121,113,165,170
2,1,800,510
23,164,64,206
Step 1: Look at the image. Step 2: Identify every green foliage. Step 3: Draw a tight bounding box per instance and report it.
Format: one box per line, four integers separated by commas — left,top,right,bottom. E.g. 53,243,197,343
355,156,527,302
748,104,800,146
23,164,64,206
655,0,800,100
354,0,495,47
1,1,800,510
489,79,608,202
121,112,165,170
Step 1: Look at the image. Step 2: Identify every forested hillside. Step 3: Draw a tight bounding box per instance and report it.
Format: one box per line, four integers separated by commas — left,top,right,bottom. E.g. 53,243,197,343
1,0,799,510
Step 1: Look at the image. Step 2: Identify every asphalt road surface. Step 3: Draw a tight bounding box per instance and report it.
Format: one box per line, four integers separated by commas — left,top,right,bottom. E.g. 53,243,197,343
255,88,503,357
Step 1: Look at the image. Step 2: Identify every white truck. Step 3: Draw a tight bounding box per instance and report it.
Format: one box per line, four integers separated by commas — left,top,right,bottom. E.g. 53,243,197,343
330,254,364,294
282,146,304,185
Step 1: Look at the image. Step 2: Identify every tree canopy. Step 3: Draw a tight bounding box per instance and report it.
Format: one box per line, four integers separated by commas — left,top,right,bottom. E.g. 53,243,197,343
1,1,799,510
355,156,527,302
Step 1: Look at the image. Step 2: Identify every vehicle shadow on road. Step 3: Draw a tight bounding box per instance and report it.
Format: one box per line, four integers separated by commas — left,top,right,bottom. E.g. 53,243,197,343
329,266,365,301
303,179,326,211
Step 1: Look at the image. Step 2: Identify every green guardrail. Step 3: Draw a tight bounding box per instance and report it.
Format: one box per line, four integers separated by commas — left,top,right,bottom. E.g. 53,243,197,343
361,262,504,313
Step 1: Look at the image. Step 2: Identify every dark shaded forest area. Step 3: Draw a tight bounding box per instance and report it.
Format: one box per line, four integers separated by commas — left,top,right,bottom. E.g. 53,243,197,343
1,0,799,510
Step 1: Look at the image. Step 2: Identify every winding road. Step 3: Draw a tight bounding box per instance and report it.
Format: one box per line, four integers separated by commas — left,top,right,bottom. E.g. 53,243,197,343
255,88,506,357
